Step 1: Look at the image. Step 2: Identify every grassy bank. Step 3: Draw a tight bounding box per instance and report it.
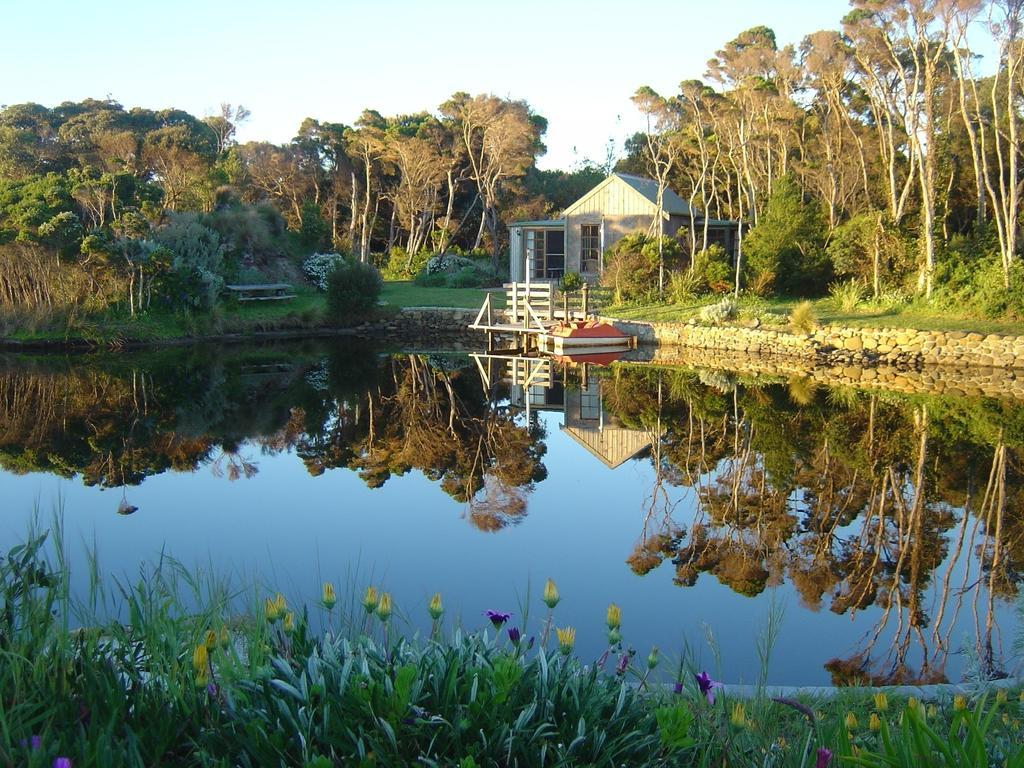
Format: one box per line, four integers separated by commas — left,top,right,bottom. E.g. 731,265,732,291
0,282,503,346
605,295,1024,336
2,528,1022,767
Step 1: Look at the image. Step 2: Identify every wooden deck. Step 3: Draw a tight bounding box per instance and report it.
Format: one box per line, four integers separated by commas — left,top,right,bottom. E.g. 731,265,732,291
469,283,593,352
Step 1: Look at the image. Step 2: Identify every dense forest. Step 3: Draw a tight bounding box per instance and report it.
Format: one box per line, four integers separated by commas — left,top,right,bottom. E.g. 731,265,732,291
3,0,1024,326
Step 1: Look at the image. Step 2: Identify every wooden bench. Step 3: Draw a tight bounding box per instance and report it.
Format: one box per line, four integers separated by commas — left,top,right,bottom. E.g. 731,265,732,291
225,283,296,302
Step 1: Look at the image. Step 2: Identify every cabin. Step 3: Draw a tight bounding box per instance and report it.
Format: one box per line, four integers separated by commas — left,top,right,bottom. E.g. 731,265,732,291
508,172,738,283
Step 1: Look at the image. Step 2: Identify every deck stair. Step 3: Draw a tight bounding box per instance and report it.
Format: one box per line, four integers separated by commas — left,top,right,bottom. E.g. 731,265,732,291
469,282,594,352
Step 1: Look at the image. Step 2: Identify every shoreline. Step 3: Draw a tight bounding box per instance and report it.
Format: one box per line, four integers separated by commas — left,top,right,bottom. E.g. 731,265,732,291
6,307,1024,377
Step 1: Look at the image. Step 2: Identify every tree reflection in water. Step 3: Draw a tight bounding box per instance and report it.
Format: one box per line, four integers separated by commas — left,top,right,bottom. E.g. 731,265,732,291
602,365,1023,686
0,346,1021,683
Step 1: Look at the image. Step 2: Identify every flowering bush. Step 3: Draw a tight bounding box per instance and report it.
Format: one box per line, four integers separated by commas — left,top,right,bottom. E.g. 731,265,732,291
302,252,348,291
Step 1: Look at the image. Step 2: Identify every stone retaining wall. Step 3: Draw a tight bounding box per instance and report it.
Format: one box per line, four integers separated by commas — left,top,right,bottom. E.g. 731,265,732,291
352,307,482,345
602,317,1024,370
626,344,1024,401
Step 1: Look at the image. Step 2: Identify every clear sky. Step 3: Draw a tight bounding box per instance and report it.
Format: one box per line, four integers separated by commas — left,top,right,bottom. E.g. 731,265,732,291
0,0,993,169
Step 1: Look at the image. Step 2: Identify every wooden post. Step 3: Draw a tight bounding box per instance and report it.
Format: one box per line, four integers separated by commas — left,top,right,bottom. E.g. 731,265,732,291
581,283,590,317
562,291,569,322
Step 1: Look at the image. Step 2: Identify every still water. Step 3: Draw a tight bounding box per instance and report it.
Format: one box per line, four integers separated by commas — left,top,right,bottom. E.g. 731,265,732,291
0,341,1020,686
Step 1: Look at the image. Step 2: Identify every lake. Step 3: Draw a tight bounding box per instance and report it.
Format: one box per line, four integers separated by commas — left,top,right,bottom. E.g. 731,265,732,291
0,340,1020,687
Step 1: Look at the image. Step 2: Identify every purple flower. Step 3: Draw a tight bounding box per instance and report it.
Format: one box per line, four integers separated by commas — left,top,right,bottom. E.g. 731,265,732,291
616,653,629,676
206,682,219,698
673,681,684,695
815,748,833,768
483,610,511,629
19,735,41,750
507,626,521,644
54,759,73,768
694,671,721,705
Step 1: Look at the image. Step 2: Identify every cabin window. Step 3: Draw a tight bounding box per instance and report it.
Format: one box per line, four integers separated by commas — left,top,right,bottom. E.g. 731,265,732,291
581,224,600,273
525,228,565,279
579,386,601,421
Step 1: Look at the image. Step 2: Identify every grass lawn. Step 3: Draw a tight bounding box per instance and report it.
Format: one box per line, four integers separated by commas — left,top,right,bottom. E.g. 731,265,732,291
606,295,1024,336
4,282,505,344
380,280,506,309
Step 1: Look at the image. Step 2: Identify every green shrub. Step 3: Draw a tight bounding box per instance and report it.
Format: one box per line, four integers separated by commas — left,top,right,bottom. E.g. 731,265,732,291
560,270,584,293
601,233,684,303
153,213,226,310
450,266,486,288
828,279,864,312
932,234,1024,319
743,175,830,295
381,247,431,281
672,245,733,301
325,260,382,322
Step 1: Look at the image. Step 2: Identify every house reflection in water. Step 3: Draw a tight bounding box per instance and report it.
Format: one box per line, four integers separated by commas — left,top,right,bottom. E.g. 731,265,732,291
474,354,653,469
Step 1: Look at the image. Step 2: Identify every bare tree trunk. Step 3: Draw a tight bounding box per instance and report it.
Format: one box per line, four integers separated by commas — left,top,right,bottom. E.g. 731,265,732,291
349,171,358,256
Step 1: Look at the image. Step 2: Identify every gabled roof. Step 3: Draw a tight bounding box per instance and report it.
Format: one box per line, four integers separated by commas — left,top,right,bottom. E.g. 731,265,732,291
562,172,696,218
559,422,653,469
614,173,693,215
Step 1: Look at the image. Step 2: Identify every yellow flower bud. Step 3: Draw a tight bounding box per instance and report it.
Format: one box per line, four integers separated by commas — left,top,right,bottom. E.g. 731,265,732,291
322,582,337,610
265,597,279,623
606,603,622,631
219,624,230,648
996,689,1008,705
953,695,967,711
542,579,560,609
363,586,378,614
845,712,858,730
204,629,217,650
927,704,937,720
192,643,208,676
907,697,920,712
1003,713,1011,726
282,612,295,635
730,701,747,728
376,592,392,621
873,692,888,711
869,713,881,731
556,626,576,654
428,593,443,620
274,593,287,616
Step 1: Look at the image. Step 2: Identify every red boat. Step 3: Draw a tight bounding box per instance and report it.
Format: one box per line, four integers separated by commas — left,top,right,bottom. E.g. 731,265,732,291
539,319,636,356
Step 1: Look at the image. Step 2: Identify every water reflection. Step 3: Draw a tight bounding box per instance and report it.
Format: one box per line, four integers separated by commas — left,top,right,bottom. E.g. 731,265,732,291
0,345,1020,684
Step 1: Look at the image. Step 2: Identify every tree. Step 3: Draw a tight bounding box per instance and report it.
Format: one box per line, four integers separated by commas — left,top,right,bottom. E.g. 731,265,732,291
440,93,546,268
632,86,683,296
204,103,251,157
